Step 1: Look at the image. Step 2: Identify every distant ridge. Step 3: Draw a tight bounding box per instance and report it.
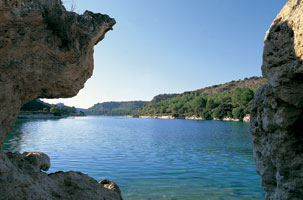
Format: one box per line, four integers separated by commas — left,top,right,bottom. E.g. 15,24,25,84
84,101,147,116
195,76,267,94
84,76,267,120
143,76,266,109
137,76,267,121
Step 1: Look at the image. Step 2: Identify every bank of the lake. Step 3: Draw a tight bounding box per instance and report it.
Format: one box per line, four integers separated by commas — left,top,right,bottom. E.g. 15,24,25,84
18,111,85,120
130,114,251,122
4,116,264,200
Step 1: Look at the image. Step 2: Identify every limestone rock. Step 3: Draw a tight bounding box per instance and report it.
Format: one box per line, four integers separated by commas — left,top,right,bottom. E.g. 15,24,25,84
251,0,303,199
0,0,120,199
6,151,51,172
243,114,250,123
100,179,122,195
0,150,122,200
0,0,115,146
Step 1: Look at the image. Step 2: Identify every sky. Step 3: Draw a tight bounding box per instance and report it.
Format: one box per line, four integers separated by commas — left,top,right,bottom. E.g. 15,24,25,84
43,0,288,108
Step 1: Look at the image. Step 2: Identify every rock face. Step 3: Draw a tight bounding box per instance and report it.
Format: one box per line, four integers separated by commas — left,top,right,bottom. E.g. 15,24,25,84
0,0,115,146
0,0,121,199
251,0,303,199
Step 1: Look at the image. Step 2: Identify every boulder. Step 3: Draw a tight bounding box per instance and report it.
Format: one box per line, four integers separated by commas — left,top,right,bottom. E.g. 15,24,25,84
0,151,122,199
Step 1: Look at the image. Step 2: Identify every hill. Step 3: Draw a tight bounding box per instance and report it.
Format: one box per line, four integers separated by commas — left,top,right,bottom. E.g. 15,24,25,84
195,76,267,94
21,99,52,111
25,77,267,120
21,99,80,116
84,101,147,116
137,76,267,120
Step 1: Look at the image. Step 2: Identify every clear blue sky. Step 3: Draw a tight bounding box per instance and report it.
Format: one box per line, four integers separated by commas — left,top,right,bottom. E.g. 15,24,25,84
44,0,288,108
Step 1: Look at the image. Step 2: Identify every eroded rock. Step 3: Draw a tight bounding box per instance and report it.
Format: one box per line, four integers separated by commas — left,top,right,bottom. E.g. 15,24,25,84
0,0,115,146
251,0,303,199
0,0,120,199
0,151,122,200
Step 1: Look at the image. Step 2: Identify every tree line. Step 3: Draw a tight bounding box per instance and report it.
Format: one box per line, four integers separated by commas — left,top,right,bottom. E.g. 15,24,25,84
137,87,256,120
21,99,79,116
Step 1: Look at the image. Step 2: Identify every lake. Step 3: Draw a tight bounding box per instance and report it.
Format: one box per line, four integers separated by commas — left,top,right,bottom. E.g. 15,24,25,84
3,116,265,200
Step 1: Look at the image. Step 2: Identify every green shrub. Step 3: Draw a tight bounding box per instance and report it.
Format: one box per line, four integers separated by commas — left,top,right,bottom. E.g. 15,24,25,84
232,107,245,120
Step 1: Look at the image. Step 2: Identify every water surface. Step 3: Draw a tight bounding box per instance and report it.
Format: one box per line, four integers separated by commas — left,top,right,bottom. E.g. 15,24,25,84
4,116,264,200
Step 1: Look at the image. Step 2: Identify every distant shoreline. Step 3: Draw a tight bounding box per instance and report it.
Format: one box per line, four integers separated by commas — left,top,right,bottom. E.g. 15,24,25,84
18,111,84,120
127,114,251,123
18,111,250,123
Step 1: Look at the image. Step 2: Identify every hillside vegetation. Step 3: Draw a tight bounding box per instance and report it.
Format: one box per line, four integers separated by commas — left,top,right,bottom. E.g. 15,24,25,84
25,77,267,120
137,77,267,120
84,101,147,116
21,99,79,116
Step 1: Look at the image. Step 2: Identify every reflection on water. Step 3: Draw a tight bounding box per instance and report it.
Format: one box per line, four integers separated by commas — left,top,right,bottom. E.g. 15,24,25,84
3,119,62,151
4,119,32,151
4,117,264,200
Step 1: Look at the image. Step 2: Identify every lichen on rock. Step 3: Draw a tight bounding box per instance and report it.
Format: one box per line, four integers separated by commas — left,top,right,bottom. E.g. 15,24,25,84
0,0,121,199
251,0,303,199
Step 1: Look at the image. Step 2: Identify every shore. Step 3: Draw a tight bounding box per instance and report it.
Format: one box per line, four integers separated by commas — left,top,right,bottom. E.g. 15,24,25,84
128,114,251,123
18,111,250,123
18,111,84,120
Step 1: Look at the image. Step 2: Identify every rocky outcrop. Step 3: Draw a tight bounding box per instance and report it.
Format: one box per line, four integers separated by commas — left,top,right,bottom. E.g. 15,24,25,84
243,114,250,123
0,0,120,199
251,0,303,199
0,0,115,146
222,117,240,122
0,151,122,199
185,116,204,120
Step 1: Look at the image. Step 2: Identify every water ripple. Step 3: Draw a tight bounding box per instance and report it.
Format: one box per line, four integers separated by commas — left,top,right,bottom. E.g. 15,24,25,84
4,117,265,200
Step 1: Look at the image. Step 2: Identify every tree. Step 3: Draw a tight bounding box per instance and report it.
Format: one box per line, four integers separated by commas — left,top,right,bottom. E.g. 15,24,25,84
232,88,254,107
201,109,212,120
212,103,233,119
50,107,62,116
206,98,218,109
232,107,245,120
191,96,207,115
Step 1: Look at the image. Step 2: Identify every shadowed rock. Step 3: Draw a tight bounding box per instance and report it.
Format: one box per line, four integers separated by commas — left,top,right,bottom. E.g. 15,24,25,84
0,0,121,199
0,151,122,199
251,0,303,199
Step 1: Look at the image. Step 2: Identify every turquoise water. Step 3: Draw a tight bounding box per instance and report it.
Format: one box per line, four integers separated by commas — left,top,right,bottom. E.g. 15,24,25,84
4,116,264,200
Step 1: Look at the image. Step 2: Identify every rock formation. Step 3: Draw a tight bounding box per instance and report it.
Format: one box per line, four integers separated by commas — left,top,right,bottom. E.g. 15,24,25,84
0,0,116,146
0,151,122,199
251,0,303,199
0,0,121,199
